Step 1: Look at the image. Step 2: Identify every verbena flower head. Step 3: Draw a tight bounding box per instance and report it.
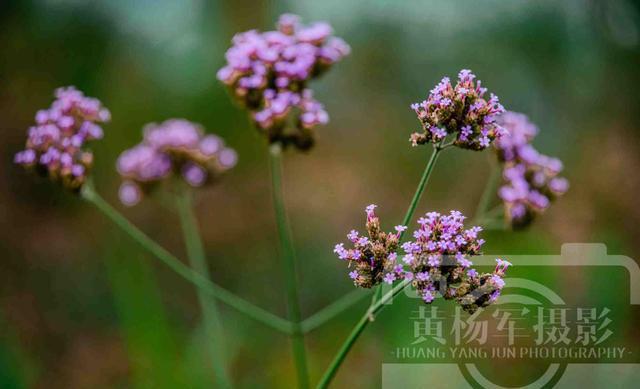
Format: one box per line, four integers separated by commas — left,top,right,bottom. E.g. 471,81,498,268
116,119,237,206
402,210,508,313
335,207,509,313
14,86,110,191
410,69,506,150
217,13,350,150
495,112,569,228
334,204,406,288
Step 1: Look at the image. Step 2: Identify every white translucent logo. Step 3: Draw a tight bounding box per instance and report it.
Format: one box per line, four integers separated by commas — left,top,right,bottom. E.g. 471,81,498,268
383,244,640,388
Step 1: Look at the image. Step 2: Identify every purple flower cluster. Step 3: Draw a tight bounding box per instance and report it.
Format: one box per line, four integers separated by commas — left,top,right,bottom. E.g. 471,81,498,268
333,205,406,288
495,112,569,228
217,13,350,150
401,211,508,313
116,119,237,206
335,207,510,313
14,86,110,191
410,69,506,150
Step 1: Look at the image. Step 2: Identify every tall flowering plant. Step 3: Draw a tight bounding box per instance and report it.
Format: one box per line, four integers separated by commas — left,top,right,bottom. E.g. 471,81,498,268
218,13,351,387
318,69,567,387
13,14,569,389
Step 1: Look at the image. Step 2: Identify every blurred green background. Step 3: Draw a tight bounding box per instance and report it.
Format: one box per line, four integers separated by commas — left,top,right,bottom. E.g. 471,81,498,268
1,0,640,387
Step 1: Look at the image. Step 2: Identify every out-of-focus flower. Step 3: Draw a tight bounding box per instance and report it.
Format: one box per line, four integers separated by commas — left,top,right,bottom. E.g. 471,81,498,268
409,69,506,150
14,86,110,191
217,13,350,150
495,112,569,228
116,119,237,206
401,210,508,313
333,204,406,288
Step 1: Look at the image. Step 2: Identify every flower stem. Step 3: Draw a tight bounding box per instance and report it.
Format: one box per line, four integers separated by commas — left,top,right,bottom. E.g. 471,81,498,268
300,289,371,333
317,144,443,387
399,144,443,235
81,182,294,334
176,190,231,388
473,161,500,221
269,143,309,389
316,279,411,388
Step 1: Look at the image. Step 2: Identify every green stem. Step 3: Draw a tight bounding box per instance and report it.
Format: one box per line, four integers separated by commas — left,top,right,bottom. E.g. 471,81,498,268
473,162,500,221
81,182,294,334
176,191,231,388
269,143,309,389
317,144,443,387
369,284,382,306
399,144,443,234
301,289,371,333
317,280,411,388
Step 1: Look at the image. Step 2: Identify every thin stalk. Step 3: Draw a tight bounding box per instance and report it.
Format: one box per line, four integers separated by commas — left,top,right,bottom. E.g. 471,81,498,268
471,204,505,227
399,144,443,235
301,289,371,333
316,144,444,387
369,284,382,306
269,143,309,389
81,182,294,334
473,163,500,221
176,191,231,388
317,279,411,388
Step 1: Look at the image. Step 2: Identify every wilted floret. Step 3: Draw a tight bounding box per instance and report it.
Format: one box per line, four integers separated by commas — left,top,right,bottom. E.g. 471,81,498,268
495,112,569,228
454,258,511,313
410,69,506,150
217,13,350,150
14,86,110,191
334,204,406,288
116,119,237,206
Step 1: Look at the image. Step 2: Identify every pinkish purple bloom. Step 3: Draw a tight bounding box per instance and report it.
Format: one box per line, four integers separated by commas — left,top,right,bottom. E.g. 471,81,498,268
217,14,350,150
410,69,506,150
118,181,142,207
182,163,207,187
14,86,110,191
394,225,408,234
383,273,396,284
495,112,569,228
495,258,512,275
422,291,435,303
116,119,237,206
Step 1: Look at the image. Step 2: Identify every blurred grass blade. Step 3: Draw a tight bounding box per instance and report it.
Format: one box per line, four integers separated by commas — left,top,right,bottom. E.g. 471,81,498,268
301,289,370,333
103,234,187,388
0,313,37,389
176,191,231,388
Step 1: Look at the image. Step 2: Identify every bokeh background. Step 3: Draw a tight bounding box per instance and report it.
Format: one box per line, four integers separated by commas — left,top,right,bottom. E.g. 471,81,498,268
2,0,640,387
